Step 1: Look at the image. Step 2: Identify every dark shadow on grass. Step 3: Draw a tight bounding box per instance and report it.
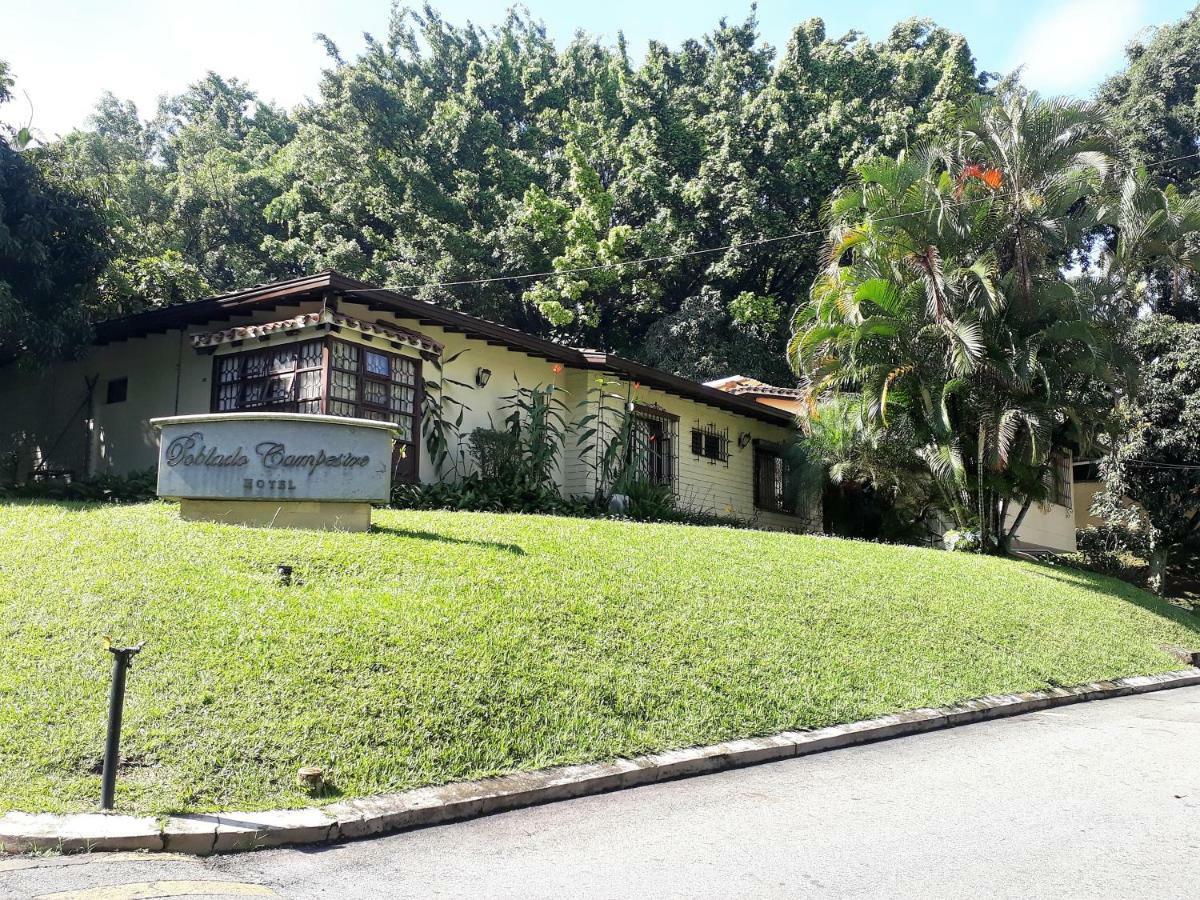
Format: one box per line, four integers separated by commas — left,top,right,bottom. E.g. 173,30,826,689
1025,561,1200,636
370,525,526,555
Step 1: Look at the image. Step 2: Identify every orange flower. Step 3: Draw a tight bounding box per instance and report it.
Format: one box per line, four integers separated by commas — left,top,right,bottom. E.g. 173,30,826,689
551,363,564,374
960,163,1003,191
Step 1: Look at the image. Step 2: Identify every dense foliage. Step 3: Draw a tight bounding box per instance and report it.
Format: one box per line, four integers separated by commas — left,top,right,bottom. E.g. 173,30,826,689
0,72,109,365
6,7,988,378
1096,316,1200,594
789,92,1176,553
1099,4,1200,320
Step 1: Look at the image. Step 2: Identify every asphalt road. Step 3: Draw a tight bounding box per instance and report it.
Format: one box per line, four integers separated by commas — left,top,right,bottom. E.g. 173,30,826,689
4,686,1198,899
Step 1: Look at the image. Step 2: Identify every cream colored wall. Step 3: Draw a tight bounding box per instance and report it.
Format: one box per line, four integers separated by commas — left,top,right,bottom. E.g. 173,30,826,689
334,301,573,488
0,330,212,478
1006,500,1077,552
0,300,809,534
1073,480,1106,529
560,376,812,531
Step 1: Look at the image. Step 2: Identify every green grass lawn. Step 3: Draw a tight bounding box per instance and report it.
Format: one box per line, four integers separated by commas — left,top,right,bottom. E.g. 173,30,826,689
1,501,1197,816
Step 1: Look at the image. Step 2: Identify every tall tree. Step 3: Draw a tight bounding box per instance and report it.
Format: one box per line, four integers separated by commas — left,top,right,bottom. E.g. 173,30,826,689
0,61,109,364
1099,4,1200,320
1097,316,1200,595
265,6,988,381
790,92,1149,553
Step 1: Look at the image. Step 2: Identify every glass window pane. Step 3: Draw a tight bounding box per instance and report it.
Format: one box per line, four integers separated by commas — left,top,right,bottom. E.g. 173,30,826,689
389,383,414,414
331,370,356,400
395,418,413,442
297,399,321,414
266,373,294,402
391,356,416,384
217,383,239,410
271,345,297,373
329,400,357,418
298,370,322,401
243,350,269,379
218,356,241,383
365,350,390,377
364,379,388,407
299,340,322,368
332,341,358,371
243,379,267,405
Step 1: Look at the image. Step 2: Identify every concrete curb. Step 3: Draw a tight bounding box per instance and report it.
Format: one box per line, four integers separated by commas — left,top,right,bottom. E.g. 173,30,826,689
4,668,1198,856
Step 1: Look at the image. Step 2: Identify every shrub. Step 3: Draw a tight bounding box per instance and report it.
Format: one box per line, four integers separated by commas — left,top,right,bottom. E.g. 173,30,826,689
0,468,157,504
943,528,980,552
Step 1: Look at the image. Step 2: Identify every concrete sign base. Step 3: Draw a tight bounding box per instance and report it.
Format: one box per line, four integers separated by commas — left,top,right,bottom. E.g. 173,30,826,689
180,499,373,532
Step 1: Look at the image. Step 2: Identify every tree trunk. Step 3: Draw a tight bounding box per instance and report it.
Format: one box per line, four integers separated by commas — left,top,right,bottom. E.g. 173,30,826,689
1147,544,1171,597
1001,496,1034,555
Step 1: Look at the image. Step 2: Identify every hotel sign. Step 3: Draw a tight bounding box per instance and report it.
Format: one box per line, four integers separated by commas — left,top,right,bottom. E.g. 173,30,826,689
151,413,398,503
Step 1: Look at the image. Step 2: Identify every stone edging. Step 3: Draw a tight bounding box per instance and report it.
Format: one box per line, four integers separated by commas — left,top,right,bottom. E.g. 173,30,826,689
4,668,1198,856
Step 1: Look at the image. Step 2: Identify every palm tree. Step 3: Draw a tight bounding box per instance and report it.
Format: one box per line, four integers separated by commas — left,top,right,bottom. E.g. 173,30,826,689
791,90,1128,552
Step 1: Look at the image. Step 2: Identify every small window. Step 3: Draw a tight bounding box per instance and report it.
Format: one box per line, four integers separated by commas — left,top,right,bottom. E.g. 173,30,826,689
690,423,729,464
754,443,796,514
105,377,128,405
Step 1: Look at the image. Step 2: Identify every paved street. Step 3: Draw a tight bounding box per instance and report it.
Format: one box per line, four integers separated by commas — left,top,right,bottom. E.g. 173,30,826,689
3,687,1198,899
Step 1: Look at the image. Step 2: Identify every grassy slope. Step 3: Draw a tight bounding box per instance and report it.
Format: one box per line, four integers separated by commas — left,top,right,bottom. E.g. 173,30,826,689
1,501,1196,816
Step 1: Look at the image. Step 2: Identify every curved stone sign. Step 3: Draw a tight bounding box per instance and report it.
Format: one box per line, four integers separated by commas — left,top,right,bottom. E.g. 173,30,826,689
151,413,399,530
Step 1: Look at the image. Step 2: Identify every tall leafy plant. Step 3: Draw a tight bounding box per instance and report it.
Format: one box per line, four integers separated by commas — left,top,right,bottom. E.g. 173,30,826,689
790,91,1150,553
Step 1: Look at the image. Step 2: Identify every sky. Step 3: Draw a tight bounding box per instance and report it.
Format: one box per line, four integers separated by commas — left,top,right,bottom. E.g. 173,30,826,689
3,0,1196,138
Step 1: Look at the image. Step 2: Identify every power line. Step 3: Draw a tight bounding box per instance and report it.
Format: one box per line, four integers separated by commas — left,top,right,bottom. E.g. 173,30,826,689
349,149,1200,295
1126,458,1200,471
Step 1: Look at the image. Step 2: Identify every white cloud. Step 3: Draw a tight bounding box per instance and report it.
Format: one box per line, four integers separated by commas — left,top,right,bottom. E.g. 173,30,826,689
1012,0,1146,95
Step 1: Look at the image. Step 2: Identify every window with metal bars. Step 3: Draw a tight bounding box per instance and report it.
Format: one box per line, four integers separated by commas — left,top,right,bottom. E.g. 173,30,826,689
690,422,729,465
632,405,678,491
214,339,324,414
1045,452,1073,509
753,443,796,514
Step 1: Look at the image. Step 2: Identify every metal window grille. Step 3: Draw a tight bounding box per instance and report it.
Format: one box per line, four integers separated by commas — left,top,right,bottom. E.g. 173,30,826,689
753,444,797,514
632,406,679,491
690,422,729,465
1045,452,1073,509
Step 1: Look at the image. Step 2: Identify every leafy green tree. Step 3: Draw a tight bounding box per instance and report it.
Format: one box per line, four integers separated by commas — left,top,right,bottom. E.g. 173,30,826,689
1099,5,1200,320
790,92,1137,553
0,62,109,364
264,6,987,380
46,74,297,316
1096,316,1200,594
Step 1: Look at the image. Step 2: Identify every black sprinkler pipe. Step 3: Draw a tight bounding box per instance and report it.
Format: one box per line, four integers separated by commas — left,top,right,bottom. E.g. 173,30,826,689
100,642,144,810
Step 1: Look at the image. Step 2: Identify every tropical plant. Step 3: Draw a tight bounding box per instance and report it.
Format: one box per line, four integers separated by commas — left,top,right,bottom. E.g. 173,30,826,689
495,383,574,495
1094,315,1200,595
419,349,471,477
1099,4,1200,320
795,396,936,541
791,90,1136,553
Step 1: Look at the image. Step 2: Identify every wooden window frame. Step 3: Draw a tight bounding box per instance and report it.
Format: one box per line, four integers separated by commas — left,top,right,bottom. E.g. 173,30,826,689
212,338,325,415
209,335,424,483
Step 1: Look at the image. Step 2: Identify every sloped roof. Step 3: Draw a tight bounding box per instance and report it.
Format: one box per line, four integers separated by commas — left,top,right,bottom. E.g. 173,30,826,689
92,271,795,426
190,308,444,355
704,375,802,399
